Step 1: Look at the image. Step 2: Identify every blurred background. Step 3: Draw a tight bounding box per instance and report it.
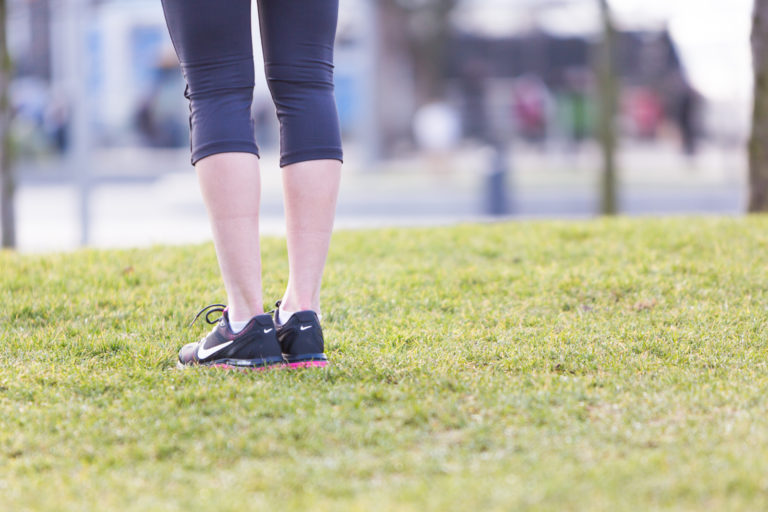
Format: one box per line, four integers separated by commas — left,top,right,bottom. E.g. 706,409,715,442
4,0,753,251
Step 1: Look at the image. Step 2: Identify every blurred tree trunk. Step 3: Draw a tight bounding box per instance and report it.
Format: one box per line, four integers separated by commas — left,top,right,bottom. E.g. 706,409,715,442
0,0,14,248
375,0,414,155
374,0,459,155
750,0,768,212
409,0,458,104
380,0,458,105
596,0,618,215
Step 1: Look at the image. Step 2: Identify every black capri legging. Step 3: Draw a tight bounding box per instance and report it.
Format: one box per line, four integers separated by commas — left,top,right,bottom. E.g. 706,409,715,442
161,0,343,167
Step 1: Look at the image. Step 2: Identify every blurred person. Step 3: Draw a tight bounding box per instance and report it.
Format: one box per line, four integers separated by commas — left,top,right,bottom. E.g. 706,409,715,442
676,84,699,156
413,100,461,174
135,52,187,148
460,58,491,144
252,92,278,152
558,67,593,149
44,88,70,154
668,70,700,156
511,74,551,147
624,87,664,140
11,77,52,157
161,0,343,369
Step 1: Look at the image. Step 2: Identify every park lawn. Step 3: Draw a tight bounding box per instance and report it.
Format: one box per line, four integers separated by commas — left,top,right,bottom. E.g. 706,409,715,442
1,216,768,511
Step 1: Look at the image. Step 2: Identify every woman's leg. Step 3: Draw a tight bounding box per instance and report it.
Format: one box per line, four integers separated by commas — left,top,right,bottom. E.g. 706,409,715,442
257,0,344,318
196,153,264,321
280,159,342,315
161,0,264,322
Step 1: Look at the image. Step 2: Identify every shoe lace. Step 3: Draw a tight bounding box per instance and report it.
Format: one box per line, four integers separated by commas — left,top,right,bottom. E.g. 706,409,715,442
268,300,282,317
189,303,227,327
269,300,292,329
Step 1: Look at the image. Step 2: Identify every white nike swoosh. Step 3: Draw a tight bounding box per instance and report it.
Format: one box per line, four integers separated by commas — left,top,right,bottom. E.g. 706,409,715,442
264,328,274,334
300,325,312,331
197,339,235,360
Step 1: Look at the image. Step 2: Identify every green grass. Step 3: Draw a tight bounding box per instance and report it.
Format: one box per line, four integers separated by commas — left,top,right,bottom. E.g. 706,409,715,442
2,217,768,511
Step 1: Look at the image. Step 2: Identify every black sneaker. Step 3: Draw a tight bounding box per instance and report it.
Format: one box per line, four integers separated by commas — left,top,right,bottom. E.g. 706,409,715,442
178,304,284,369
274,302,328,368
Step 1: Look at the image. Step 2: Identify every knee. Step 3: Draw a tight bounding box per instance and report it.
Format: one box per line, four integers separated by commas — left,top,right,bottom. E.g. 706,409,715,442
188,88,259,164
182,57,258,164
263,62,343,167
265,63,335,103
184,56,255,100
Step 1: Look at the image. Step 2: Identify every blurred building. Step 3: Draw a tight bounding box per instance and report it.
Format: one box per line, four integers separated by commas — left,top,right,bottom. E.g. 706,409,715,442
4,0,749,163
9,0,182,155
446,29,692,147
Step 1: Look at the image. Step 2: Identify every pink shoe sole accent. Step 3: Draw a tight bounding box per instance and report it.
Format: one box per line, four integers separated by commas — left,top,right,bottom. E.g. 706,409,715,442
287,360,328,369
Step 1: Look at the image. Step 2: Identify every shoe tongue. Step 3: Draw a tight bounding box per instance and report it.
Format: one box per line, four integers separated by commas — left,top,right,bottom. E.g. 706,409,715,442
251,314,274,328
294,310,317,323
223,311,273,330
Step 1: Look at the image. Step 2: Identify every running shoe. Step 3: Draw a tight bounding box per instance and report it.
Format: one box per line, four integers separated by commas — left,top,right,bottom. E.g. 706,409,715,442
274,301,328,368
178,304,284,369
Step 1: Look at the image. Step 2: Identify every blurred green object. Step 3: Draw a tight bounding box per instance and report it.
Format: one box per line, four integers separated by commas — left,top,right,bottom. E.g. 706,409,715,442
555,89,596,145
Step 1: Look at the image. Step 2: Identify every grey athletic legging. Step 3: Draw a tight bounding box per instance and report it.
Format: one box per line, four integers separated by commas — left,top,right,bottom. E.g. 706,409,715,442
161,0,343,167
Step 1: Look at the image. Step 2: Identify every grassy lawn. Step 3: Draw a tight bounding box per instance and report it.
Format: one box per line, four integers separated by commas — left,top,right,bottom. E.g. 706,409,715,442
2,217,768,511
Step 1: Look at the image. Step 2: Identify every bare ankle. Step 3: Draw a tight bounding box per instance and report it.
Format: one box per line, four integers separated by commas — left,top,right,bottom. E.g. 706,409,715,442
280,296,319,315
227,302,264,322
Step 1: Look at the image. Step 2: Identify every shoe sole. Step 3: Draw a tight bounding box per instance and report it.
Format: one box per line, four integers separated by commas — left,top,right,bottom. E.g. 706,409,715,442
177,357,285,371
283,353,328,369
177,361,327,370
177,357,328,370
210,363,282,371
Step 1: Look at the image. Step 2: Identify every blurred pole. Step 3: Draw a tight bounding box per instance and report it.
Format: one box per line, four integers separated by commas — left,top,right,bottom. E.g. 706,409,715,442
0,0,14,248
749,0,768,212
361,0,381,163
596,0,618,215
485,142,511,216
52,0,92,245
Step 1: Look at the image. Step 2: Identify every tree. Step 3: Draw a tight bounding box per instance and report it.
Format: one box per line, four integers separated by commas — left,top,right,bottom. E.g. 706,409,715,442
596,0,618,215
750,0,768,212
0,0,13,248
373,0,459,155
380,0,459,105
